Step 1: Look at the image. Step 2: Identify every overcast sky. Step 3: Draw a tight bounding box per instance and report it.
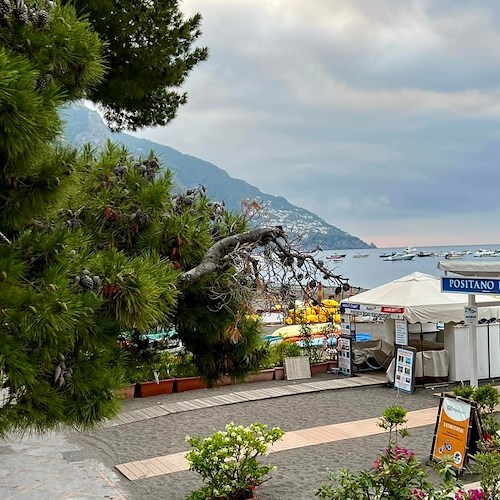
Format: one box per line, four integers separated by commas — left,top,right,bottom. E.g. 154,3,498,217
134,0,500,248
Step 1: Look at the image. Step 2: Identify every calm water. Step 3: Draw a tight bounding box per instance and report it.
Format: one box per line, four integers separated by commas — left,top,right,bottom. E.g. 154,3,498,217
316,244,500,289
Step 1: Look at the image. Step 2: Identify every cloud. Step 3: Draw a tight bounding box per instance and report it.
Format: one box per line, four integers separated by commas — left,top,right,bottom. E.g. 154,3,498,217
135,0,500,247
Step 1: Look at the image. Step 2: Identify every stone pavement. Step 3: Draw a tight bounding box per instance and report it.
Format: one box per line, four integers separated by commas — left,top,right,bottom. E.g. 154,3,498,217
0,372,483,499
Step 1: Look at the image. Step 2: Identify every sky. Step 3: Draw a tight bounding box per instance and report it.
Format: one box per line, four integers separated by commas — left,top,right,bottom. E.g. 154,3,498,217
133,0,500,248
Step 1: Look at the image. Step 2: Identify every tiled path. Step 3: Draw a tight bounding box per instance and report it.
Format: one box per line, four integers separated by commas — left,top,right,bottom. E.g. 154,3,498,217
115,406,437,481
105,374,386,429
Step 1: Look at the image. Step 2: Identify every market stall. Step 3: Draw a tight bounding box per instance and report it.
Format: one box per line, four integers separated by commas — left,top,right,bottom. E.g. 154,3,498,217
341,272,500,385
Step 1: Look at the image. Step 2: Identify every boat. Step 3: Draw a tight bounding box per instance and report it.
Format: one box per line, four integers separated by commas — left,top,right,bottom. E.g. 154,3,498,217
383,252,416,261
417,251,433,257
403,245,417,254
379,252,395,258
474,249,496,257
326,254,346,259
353,253,369,258
445,251,464,260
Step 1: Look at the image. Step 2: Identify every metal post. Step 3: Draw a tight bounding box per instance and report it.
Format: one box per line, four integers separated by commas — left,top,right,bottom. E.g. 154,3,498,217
469,294,478,388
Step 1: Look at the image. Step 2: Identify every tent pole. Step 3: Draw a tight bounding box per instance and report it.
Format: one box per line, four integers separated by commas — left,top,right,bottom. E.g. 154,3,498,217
420,323,425,387
469,295,478,388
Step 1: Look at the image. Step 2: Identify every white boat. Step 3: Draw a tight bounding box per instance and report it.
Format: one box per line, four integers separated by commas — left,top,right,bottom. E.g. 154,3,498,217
403,245,417,254
444,251,464,260
474,249,496,257
353,253,369,258
384,252,416,261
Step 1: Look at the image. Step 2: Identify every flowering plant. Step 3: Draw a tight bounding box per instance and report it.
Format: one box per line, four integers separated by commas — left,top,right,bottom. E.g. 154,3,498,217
454,488,485,499
186,422,284,500
316,406,458,499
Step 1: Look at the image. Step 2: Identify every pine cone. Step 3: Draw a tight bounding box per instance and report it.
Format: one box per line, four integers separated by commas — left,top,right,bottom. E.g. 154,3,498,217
34,9,49,28
13,6,28,25
113,165,128,178
0,0,12,17
79,274,94,291
35,74,53,92
91,275,101,288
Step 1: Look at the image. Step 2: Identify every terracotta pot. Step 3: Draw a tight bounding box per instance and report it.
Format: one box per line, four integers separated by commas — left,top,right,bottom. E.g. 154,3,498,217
274,367,285,380
118,383,137,399
137,379,175,397
174,376,208,393
245,368,275,383
310,361,330,376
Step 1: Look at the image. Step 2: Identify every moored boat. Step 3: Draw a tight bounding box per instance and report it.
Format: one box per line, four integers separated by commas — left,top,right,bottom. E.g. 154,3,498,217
326,254,346,259
353,253,369,258
445,251,464,260
384,252,416,261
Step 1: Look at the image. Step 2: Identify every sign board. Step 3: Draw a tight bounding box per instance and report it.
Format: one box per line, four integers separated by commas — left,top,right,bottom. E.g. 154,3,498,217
430,395,484,473
395,319,409,345
337,335,352,376
464,306,478,325
442,277,500,295
394,346,416,394
340,315,351,337
341,302,405,320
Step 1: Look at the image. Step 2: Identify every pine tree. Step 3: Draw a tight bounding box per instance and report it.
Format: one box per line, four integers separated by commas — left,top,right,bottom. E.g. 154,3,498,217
0,0,119,436
0,0,349,436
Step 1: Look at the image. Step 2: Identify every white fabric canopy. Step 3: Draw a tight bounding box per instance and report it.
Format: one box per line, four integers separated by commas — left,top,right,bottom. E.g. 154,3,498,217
342,272,500,324
438,261,500,277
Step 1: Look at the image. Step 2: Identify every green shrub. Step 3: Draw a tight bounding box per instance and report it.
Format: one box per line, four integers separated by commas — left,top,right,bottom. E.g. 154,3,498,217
186,422,284,499
268,341,302,367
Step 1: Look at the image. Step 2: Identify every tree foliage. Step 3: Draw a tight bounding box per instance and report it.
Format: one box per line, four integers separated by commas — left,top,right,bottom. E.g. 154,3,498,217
61,0,209,130
0,0,349,436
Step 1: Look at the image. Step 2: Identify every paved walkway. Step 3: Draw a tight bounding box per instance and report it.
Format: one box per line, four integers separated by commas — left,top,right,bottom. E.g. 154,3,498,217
0,373,488,499
104,373,386,428
116,407,437,481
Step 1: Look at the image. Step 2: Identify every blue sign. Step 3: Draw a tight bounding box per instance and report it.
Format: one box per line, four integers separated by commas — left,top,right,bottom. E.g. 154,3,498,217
341,303,360,310
442,277,500,294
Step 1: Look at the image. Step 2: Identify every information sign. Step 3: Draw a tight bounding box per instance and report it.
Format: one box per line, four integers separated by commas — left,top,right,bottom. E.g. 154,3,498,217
393,347,416,394
395,319,409,345
464,306,478,325
337,336,352,376
442,277,500,295
430,395,484,473
340,315,351,337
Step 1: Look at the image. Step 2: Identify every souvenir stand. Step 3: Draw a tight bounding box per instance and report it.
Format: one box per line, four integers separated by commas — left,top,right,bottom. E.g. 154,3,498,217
341,272,500,388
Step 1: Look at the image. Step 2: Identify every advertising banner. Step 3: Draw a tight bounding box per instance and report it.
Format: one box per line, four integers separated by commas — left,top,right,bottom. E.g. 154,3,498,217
340,315,351,337
337,336,352,376
431,396,474,471
394,347,416,394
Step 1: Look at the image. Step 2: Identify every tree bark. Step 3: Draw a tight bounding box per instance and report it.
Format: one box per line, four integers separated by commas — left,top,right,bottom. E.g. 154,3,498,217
178,226,284,289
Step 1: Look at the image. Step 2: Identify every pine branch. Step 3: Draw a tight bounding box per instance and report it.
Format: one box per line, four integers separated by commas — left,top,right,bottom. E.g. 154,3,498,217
0,231,11,245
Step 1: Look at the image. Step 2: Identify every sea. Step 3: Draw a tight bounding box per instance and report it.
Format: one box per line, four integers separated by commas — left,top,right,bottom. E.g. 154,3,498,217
316,244,500,290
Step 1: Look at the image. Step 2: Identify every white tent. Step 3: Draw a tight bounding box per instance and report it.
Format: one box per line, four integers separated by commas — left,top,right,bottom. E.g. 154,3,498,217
341,271,500,324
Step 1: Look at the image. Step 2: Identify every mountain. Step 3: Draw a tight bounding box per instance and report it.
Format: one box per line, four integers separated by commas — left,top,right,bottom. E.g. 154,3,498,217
61,105,374,250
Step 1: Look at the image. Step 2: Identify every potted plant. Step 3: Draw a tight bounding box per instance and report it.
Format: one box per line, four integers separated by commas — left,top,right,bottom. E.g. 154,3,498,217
268,341,301,380
186,422,284,500
172,352,208,392
136,357,175,397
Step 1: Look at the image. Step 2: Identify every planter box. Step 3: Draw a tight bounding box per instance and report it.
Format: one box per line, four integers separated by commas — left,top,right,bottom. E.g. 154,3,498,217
118,383,137,399
245,368,275,383
328,360,338,369
138,379,175,398
310,361,330,376
175,376,208,393
274,367,285,380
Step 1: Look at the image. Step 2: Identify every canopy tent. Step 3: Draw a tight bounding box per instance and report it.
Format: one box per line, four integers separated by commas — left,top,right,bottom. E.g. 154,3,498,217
341,272,500,324
438,261,500,277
